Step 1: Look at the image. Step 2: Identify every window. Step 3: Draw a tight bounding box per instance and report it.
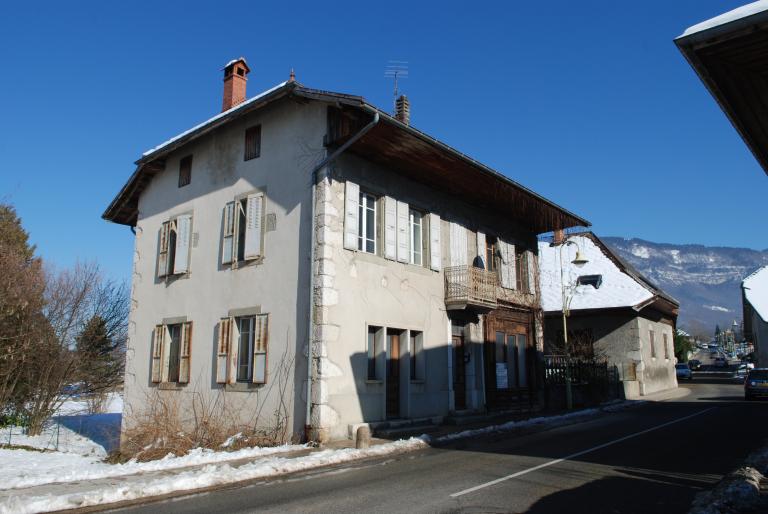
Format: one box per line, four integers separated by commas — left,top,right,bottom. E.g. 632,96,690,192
486,236,498,272
178,155,192,187
515,252,530,292
215,314,269,384
410,330,424,381
409,209,423,266
151,321,192,384
358,191,377,254
664,332,670,359
577,275,602,289
222,193,265,266
367,325,382,380
244,125,261,161
158,214,192,278
650,330,656,358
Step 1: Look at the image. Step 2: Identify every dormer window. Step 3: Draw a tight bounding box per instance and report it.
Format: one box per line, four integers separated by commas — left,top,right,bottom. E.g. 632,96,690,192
577,274,602,289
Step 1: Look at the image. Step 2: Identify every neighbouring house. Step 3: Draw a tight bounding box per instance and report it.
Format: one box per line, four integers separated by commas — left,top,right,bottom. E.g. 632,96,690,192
676,1,768,175
742,265,768,365
104,58,589,443
538,232,680,399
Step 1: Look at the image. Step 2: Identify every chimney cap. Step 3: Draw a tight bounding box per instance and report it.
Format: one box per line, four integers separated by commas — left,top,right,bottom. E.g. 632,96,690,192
222,57,250,73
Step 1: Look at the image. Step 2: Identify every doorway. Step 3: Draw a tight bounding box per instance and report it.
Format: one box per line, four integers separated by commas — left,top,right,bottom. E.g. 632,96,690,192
484,309,533,409
386,330,401,418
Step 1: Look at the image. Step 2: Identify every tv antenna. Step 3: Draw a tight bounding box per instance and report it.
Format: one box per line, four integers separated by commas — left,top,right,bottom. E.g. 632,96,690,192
385,61,408,112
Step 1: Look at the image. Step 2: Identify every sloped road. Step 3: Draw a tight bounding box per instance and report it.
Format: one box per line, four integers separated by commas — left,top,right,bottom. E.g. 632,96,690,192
112,380,767,514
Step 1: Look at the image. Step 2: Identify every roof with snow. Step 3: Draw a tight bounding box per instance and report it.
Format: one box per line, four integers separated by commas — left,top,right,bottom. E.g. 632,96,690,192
103,80,590,232
538,232,679,316
676,1,768,176
743,265,768,322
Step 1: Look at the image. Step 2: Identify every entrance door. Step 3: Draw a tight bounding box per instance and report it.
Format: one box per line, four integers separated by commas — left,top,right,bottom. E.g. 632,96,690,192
485,310,532,409
386,332,400,418
453,334,467,410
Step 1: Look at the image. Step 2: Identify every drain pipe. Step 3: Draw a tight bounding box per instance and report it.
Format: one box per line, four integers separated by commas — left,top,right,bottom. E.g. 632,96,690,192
306,111,380,441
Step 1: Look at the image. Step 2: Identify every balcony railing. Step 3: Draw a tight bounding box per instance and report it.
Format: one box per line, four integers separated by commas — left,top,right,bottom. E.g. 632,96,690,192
444,265,498,311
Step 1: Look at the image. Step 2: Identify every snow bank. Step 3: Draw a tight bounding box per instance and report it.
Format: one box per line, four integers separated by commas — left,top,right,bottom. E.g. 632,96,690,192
0,442,308,490
0,438,428,514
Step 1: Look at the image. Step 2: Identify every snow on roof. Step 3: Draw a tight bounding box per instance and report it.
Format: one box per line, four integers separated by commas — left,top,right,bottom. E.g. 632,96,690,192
743,265,768,321
679,0,768,38
223,57,247,69
538,234,654,313
141,81,287,158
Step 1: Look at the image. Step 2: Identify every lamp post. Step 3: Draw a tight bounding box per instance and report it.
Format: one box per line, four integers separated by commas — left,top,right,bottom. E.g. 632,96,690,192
557,238,588,410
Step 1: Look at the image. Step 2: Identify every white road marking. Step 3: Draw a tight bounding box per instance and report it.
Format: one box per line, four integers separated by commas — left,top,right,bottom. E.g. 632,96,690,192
450,407,717,498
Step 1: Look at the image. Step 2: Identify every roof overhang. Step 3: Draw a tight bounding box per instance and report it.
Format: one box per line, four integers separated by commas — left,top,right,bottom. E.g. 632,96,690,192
104,82,590,231
676,3,768,175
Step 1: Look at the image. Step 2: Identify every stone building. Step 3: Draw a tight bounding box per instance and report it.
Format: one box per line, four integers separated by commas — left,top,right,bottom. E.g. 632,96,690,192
104,58,589,443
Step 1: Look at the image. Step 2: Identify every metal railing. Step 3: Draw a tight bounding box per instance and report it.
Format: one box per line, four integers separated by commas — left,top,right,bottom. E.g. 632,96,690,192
444,265,498,310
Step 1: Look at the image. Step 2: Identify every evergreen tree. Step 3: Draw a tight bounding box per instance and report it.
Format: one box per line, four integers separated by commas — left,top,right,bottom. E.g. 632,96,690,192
0,204,35,261
76,315,121,396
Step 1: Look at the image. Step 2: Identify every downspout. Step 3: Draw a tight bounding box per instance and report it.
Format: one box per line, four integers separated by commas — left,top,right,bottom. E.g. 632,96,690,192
305,111,380,441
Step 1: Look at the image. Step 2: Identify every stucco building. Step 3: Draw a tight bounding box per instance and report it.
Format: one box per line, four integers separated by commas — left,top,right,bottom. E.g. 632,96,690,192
538,233,679,399
742,265,768,365
104,59,589,443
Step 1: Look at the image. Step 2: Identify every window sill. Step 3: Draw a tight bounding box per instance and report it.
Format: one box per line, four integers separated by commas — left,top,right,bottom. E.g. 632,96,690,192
224,382,262,392
346,249,434,276
157,382,186,390
365,379,383,385
228,256,265,270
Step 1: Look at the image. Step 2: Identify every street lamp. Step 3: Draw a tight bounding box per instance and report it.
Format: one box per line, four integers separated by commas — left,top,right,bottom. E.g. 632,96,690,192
556,238,589,410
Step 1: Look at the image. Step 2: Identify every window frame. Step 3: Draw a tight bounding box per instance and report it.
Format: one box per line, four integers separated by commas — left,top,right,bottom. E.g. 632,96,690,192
178,155,192,188
408,208,424,266
222,190,266,268
486,236,498,273
358,191,378,255
650,330,656,358
515,251,529,292
367,325,383,381
410,330,425,381
663,332,670,360
244,125,261,161
236,316,256,382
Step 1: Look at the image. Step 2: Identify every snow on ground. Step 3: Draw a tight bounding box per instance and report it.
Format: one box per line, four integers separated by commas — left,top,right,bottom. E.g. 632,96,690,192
1,438,429,514
0,442,308,490
0,400,641,514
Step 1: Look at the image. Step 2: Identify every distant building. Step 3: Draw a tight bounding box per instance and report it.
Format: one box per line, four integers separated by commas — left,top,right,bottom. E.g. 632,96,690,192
538,232,680,399
742,266,768,365
676,1,768,175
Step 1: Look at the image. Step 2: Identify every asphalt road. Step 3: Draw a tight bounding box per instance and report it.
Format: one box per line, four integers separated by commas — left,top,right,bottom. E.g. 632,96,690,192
113,380,768,514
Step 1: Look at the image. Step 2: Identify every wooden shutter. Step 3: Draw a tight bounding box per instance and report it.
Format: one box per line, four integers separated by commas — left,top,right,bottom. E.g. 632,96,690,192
179,321,192,384
216,317,233,384
396,201,409,263
343,181,360,250
252,314,269,384
161,325,171,382
244,193,264,260
174,214,192,274
499,240,517,289
476,232,487,268
158,221,170,278
429,213,441,271
527,250,537,295
151,324,164,383
229,319,241,384
222,201,235,264
449,222,468,266
383,196,397,260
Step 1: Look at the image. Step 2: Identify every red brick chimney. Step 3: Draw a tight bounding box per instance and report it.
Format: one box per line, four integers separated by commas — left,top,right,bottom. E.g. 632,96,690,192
222,58,250,112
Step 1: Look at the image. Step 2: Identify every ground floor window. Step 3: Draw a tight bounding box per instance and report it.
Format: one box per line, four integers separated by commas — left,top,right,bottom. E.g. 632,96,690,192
151,321,192,385
237,316,256,382
367,325,382,380
410,330,424,381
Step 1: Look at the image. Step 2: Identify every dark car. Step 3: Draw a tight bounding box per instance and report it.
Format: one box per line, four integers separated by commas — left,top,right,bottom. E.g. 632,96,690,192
744,369,768,400
688,359,702,371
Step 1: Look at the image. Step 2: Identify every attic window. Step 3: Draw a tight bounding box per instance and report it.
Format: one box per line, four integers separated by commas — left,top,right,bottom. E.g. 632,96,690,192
236,67,245,77
178,155,192,188
244,125,261,161
577,274,602,289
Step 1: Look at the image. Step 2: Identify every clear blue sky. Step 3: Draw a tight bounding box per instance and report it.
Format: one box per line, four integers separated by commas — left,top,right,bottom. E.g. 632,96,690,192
1,0,764,283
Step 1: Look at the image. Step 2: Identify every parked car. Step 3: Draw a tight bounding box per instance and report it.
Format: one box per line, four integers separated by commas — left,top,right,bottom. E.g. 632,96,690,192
744,369,768,400
688,359,702,371
675,363,693,380
734,365,750,382
714,357,728,368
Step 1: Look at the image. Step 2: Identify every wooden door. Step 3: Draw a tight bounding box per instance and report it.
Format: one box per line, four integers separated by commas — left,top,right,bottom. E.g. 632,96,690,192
386,332,400,418
485,310,533,409
453,334,467,410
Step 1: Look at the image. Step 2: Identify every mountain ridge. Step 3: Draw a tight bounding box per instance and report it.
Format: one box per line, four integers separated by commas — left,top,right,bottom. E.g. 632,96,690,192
600,236,768,335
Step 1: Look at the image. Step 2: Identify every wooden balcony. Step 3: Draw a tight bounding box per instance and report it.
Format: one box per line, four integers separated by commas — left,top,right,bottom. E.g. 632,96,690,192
444,265,498,312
